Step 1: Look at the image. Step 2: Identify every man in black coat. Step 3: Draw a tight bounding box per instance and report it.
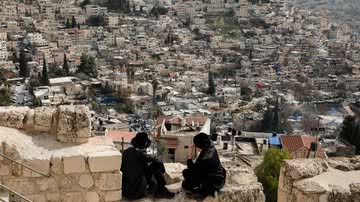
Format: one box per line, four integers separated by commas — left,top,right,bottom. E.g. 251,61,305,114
121,132,175,200
182,133,226,199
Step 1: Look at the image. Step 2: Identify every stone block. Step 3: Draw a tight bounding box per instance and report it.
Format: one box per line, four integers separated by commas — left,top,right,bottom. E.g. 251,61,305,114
4,178,35,194
0,164,10,176
63,155,86,174
56,105,91,143
88,151,121,172
85,192,100,202
97,173,122,191
0,107,29,129
23,194,46,202
61,192,83,202
50,157,63,175
33,107,57,133
60,176,77,191
36,177,59,192
79,174,94,189
104,190,122,202
22,158,50,177
47,193,61,202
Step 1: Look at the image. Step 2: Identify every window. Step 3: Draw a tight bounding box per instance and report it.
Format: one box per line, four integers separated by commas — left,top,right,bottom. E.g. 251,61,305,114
184,146,189,149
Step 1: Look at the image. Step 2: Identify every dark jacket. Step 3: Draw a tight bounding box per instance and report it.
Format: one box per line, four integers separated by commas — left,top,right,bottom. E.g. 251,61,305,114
121,147,160,199
187,144,226,190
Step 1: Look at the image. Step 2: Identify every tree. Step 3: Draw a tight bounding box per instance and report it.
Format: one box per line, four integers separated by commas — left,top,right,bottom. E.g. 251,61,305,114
340,115,360,154
19,49,28,78
86,15,107,27
65,19,71,29
33,97,42,107
152,79,159,105
71,16,77,28
207,71,216,96
77,54,97,78
63,53,70,75
0,87,11,106
80,0,91,8
255,148,291,202
41,57,50,86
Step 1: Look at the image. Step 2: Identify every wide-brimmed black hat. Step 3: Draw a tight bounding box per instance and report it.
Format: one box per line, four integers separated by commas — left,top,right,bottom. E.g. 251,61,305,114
193,133,211,150
131,132,151,149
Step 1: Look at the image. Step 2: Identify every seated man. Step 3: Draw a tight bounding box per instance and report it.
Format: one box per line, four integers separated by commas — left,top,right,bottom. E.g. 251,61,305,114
121,132,175,200
182,133,226,199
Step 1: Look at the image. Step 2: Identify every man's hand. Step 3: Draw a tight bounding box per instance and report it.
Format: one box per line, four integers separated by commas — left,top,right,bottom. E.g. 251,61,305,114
188,144,194,159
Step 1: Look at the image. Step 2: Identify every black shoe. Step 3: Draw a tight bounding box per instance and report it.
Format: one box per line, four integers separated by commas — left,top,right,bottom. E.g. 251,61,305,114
154,187,175,199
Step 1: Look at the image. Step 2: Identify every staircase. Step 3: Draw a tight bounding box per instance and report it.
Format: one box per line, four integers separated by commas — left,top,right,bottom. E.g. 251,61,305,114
0,184,32,202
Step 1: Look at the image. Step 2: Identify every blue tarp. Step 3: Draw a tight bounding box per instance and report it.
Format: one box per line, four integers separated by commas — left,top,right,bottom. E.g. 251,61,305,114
269,134,281,146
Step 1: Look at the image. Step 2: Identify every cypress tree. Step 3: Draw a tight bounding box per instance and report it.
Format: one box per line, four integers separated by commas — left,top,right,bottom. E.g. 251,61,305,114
65,19,71,29
207,71,216,96
71,16,77,28
41,57,50,86
63,53,70,75
19,49,28,78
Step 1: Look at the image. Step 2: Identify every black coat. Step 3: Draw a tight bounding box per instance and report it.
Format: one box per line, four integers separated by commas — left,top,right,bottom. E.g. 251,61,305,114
186,144,226,191
121,147,160,200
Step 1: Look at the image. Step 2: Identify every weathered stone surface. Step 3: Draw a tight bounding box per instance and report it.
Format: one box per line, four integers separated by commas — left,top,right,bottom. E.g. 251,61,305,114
22,158,50,177
164,163,186,185
104,190,122,201
278,157,360,202
36,177,59,192
79,173,95,189
47,193,61,202
97,173,122,191
60,176,77,190
63,155,86,174
50,157,63,175
85,192,100,202
3,178,35,194
56,105,91,143
0,107,29,129
61,192,83,202
0,164,10,176
88,150,121,173
33,107,57,133
23,194,47,202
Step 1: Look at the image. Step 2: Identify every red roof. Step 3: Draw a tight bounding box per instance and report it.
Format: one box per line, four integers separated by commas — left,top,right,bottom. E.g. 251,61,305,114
105,131,136,143
280,135,324,158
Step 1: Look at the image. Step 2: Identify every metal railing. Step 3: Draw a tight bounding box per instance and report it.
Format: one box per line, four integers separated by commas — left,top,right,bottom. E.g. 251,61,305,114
0,184,32,202
0,153,50,177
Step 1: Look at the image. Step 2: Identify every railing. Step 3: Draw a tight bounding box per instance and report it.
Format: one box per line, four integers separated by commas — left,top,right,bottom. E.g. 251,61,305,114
0,184,32,202
0,152,52,202
0,153,50,177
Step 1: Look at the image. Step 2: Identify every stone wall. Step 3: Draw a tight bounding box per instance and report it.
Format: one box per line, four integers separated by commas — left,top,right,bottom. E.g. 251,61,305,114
0,105,91,143
0,106,122,202
278,157,360,202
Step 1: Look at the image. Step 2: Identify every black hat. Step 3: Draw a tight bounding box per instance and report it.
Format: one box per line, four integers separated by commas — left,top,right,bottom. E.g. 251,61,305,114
193,133,211,150
131,132,151,149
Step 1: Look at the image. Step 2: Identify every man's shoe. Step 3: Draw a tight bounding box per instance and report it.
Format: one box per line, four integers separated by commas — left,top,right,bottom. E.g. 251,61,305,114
154,187,176,199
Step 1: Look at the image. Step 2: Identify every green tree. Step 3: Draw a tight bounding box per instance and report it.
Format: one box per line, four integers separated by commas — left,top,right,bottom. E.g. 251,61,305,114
63,53,70,75
0,87,11,106
340,115,360,154
207,71,216,96
19,49,28,78
71,16,77,28
33,97,42,107
152,79,159,105
77,54,97,78
255,148,291,202
41,58,50,86
80,0,91,8
86,15,107,27
65,19,71,29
